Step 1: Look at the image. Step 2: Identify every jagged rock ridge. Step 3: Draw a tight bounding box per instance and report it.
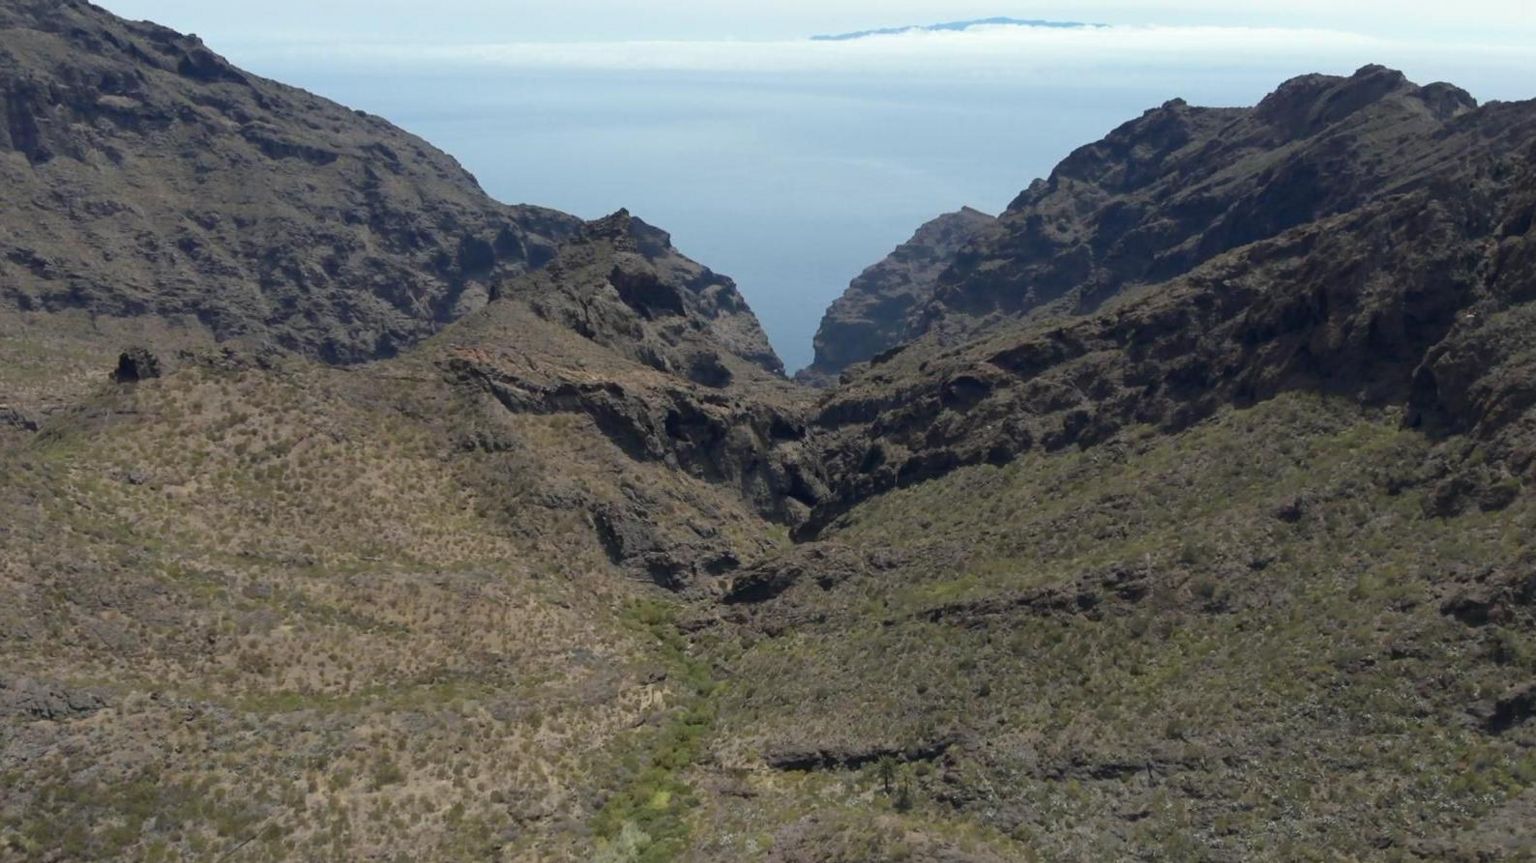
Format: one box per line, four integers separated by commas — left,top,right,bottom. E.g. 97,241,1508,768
511,209,786,381
0,0,582,362
805,67,1488,384
437,208,824,539
849,67,1487,353
804,67,1536,533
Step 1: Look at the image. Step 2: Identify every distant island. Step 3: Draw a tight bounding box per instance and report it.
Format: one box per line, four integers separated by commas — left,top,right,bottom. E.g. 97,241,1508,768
811,17,1104,41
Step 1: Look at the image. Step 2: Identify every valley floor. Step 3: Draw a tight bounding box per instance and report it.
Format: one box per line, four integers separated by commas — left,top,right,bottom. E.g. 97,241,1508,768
3,352,1533,860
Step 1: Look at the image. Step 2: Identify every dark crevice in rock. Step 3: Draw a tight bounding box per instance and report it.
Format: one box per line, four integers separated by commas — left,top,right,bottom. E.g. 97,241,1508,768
766,735,961,772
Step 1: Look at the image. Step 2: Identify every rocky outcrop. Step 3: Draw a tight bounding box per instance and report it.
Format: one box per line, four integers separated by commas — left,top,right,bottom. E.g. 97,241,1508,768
802,77,1536,534
0,675,108,721
1486,682,1536,734
426,209,825,570
765,735,960,772
512,210,785,379
111,347,161,383
719,544,870,605
448,349,824,527
798,207,994,385
903,67,1486,345
1439,563,1536,635
590,500,747,590
441,322,825,589
0,0,580,362
1406,140,1536,478
0,405,39,431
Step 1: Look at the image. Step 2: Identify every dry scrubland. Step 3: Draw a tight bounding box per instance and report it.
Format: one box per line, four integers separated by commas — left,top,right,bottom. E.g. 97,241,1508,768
3,3,1536,858
0,344,781,861
8,364,1536,860
700,394,1536,860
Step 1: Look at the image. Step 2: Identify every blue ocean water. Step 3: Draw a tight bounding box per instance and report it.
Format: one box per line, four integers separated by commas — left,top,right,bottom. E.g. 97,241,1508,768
240,57,1530,371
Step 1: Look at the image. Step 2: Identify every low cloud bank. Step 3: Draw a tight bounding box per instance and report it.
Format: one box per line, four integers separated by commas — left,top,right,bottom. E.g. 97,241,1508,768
245,24,1531,75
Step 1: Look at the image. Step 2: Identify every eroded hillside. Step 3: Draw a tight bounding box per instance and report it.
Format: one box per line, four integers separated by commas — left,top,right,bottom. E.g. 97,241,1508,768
0,220,812,860
3,3,1536,860
0,0,579,372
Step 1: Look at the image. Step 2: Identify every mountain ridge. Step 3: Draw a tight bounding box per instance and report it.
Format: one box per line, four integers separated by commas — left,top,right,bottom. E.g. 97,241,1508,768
810,64,1505,379
0,0,578,363
3,3,1536,859
802,64,1536,532
919,65,1489,339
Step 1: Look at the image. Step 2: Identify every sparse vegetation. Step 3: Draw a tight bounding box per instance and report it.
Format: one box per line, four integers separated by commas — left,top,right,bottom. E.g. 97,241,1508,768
704,394,1536,858
4,8,1536,860
0,354,770,861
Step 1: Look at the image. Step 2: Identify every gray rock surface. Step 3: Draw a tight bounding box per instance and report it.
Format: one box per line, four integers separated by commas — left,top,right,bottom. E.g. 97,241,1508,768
0,675,108,721
798,207,994,385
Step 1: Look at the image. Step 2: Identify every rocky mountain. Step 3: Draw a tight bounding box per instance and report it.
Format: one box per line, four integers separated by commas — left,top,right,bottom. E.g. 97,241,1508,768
798,206,994,386
712,68,1536,861
0,0,581,365
3,3,1536,857
839,66,1487,356
809,65,1487,388
505,209,785,382
806,66,1536,531
437,208,823,532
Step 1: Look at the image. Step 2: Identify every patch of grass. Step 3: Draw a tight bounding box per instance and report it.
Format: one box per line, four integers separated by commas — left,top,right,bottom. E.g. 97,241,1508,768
592,601,720,861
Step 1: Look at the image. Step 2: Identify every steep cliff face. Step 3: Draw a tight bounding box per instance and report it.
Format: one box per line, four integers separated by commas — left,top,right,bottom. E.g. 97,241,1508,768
435,209,825,538
804,71,1536,533
905,66,1485,344
0,0,580,363
508,209,786,381
1404,139,1536,505
798,207,994,385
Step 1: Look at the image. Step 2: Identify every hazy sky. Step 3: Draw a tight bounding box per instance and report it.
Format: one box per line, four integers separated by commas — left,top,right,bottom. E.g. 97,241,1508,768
99,1,1536,44
96,2,1536,371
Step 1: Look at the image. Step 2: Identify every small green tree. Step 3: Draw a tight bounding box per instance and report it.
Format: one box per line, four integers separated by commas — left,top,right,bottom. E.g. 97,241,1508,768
876,756,898,795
